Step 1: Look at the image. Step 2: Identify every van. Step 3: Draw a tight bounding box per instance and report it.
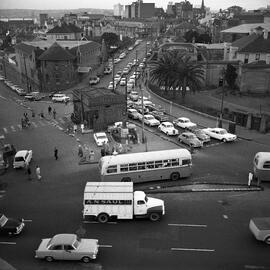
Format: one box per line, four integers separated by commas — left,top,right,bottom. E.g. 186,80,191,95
253,152,270,182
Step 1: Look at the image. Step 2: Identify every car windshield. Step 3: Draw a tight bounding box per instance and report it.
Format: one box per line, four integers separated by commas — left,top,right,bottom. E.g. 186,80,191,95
97,135,107,140
15,156,24,162
166,124,173,128
146,116,154,120
219,130,228,135
73,239,80,249
189,135,196,139
0,214,8,226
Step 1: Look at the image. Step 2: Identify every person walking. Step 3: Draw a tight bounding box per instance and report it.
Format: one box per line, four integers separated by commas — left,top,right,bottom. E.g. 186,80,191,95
36,165,42,181
78,145,83,158
48,106,52,115
54,147,58,160
27,166,32,181
53,109,56,119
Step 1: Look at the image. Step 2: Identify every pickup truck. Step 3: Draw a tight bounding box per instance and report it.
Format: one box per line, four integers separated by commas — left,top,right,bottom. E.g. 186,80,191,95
249,217,270,244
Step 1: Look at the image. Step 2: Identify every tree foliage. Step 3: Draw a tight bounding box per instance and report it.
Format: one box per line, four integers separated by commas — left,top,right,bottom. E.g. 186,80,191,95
225,64,237,89
100,32,119,48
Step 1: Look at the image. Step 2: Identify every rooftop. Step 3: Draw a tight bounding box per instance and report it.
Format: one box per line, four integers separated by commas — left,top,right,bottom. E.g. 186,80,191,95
221,23,270,34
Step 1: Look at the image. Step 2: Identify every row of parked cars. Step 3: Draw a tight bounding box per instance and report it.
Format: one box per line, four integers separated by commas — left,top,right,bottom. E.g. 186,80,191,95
127,96,237,148
2,78,27,96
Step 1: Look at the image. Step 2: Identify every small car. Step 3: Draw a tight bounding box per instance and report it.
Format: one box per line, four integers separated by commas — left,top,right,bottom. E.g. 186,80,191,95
13,150,33,169
129,91,139,101
144,114,160,127
108,81,117,90
178,132,203,148
104,67,112,74
119,53,126,59
127,82,134,92
139,63,145,69
128,47,133,51
35,234,99,263
173,117,197,129
25,92,43,101
15,88,27,96
149,110,169,122
202,128,237,142
249,217,270,245
93,132,109,146
52,94,70,103
119,78,126,86
0,213,25,236
114,58,121,64
122,67,130,75
188,127,210,143
89,76,100,85
158,122,179,136
128,108,140,119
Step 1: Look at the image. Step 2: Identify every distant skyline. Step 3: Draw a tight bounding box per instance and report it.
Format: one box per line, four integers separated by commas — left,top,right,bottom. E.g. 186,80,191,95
0,0,269,11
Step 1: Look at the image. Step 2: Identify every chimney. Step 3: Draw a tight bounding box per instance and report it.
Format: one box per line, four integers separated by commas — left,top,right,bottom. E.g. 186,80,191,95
263,29,268,40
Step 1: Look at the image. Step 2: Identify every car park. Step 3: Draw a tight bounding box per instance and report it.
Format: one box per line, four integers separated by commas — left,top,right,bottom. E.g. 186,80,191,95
188,127,210,143
120,78,126,86
178,132,203,148
158,122,179,136
0,213,25,236
173,117,197,129
89,76,100,85
202,128,237,142
149,110,169,122
128,108,140,119
52,93,70,103
35,233,99,263
93,132,109,146
13,150,33,169
144,114,160,126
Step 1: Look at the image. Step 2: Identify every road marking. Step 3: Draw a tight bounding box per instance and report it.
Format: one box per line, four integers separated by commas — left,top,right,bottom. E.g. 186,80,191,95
171,247,215,252
223,215,228,219
3,127,8,133
83,221,117,224
245,265,269,269
99,245,113,248
0,242,16,245
23,219,32,222
17,124,22,130
0,95,7,100
31,122,38,127
168,223,207,228
10,126,16,132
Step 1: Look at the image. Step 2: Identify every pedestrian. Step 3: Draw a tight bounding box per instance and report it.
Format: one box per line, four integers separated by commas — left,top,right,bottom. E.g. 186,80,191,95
21,118,25,128
89,150,95,161
36,165,42,181
248,172,253,187
48,106,52,115
73,124,77,134
53,109,56,119
78,145,83,158
31,110,35,118
27,166,32,181
54,147,58,160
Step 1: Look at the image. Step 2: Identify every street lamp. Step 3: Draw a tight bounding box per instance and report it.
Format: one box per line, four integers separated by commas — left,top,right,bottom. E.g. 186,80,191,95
219,67,226,128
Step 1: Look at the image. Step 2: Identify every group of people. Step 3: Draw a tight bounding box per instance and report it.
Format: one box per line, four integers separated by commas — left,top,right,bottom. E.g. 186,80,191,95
21,112,31,128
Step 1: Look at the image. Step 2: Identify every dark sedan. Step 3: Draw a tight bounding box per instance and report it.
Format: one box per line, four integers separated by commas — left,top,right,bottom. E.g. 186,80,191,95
0,213,25,235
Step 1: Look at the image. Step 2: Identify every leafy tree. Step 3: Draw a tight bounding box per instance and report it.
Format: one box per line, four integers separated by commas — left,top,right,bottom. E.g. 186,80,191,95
184,29,199,43
101,32,119,48
225,64,237,89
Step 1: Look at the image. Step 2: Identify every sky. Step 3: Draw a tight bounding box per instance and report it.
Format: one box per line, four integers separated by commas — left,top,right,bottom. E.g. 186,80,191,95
0,0,269,11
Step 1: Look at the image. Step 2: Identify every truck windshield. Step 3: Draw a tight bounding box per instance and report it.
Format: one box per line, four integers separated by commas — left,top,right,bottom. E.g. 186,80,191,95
144,196,148,203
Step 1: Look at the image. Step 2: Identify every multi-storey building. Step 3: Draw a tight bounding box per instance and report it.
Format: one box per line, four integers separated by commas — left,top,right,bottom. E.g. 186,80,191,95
114,3,124,17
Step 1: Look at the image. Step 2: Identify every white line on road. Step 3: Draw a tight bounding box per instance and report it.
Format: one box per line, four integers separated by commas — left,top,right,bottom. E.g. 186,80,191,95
168,223,207,228
223,215,228,219
31,122,38,127
83,221,117,224
99,245,113,248
245,265,269,269
171,247,215,252
17,124,22,130
23,219,32,222
0,242,16,245
0,95,7,100
3,127,8,133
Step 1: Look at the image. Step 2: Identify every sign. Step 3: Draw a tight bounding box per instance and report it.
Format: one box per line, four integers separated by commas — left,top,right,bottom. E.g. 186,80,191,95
121,128,129,138
85,199,132,205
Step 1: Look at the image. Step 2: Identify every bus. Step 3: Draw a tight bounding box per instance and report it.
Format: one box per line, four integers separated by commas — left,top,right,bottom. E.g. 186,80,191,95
99,149,192,183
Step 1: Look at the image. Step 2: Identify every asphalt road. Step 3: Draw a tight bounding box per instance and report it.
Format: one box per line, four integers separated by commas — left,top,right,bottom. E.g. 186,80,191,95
0,41,270,269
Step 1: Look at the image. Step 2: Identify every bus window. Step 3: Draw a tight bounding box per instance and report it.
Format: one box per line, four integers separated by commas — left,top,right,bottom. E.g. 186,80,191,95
146,161,154,169
129,163,137,171
155,160,163,168
138,162,146,170
172,159,179,166
163,160,172,167
120,164,129,172
182,159,191,166
107,165,117,174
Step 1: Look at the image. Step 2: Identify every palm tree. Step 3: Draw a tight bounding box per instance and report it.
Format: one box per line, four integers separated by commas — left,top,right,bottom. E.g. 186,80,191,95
149,50,205,102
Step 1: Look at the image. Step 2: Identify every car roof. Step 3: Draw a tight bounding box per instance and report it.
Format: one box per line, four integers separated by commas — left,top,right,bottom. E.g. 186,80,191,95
50,234,77,245
178,117,190,121
182,132,195,136
211,128,225,131
15,150,28,157
95,132,106,136
163,122,172,125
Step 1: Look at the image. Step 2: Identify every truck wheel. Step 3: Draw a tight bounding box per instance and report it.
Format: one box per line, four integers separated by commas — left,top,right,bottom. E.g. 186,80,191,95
121,177,131,182
82,256,91,263
170,172,180,181
45,256,53,262
265,236,270,245
149,212,161,222
97,213,109,223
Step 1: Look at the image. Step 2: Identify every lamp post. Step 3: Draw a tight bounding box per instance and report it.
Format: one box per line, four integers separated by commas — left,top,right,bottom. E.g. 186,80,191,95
112,55,115,93
219,67,226,128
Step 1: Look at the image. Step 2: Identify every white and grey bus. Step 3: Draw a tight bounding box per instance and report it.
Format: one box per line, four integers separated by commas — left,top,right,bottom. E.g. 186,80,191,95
99,149,192,183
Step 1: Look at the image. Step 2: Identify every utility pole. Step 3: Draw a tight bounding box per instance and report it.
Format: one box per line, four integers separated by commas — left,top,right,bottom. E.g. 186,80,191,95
112,54,115,93
219,67,226,128
23,55,30,92
135,50,138,88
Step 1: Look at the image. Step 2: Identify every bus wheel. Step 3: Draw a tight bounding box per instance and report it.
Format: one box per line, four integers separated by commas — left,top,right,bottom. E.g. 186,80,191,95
97,213,109,223
121,177,131,182
170,172,180,181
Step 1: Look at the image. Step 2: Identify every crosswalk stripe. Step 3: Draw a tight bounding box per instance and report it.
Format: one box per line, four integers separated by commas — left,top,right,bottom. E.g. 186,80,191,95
31,122,38,128
3,128,8,133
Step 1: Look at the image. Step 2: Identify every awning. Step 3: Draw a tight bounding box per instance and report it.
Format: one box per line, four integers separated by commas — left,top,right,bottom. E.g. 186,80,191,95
77,66,92,73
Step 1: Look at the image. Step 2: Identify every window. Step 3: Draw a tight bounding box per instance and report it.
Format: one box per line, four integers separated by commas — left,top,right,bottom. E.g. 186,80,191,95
51,245,63,250
163,160,172,167
244,54,249,64
154,160,163,168
182,159,191,166
106,165,117,174
64,245,74,250
137,200,145,205
255,53,260,61
146,161,154,169
138,162,146,170
129,163,137,171
120,164,129,172
263,161,270,169
172,159,179,166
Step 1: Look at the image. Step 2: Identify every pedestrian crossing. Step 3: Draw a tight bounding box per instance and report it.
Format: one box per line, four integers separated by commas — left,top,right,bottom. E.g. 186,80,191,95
1,117,67,134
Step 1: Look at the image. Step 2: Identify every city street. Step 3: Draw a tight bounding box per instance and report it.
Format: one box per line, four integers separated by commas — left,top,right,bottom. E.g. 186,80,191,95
1,41,270,270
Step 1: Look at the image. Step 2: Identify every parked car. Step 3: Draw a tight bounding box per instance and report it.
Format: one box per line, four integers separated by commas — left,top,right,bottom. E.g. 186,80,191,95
173,117,197,129
188,127,210,143
158,122,179,136
149,110,169,122
128,46,133,51
119,52,126,59
120,78,126,86
129,91,139,101
104,67,112,74
178,132,203,148
122,67,130,75
15,87,27,96
202,128,237,142
35,234,99,263
128,108,140,119
127,82,134,92
93,132,109,146
25,92,43,101
13,150,33,169
144,114,160,127
108,81,117,90
0,213,25,236
89,76,100,85
114,58,121,64
139,63,145,69
52,94,70,103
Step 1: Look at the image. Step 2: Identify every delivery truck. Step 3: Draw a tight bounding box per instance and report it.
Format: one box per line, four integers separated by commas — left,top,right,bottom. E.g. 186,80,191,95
83,182,165,223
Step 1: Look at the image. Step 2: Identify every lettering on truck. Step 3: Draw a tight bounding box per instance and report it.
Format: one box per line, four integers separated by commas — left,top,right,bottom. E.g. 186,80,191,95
84,200,132,205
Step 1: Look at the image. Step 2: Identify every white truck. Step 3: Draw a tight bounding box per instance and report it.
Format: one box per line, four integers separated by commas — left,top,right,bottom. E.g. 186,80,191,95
83,182,165,223
249,217,270,244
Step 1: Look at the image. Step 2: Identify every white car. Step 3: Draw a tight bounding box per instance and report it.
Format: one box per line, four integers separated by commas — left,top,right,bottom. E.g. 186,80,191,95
128,47,133,51
104,67,112,74
129,91,139,101
35,234,99,263
89,76,100,85
13,150,33,169
127,82,134,91
173,117,197,129
52,94,70,103
120,78,126,86
93,132,109,146
144,115,160,127
122,68,130,75
108,81,117,90
114,58,121,64
202,128,237,142
158,122,179,136
119,53,126,59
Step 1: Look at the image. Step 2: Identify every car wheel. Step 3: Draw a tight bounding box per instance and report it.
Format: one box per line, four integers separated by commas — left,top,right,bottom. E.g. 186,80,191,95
265,236,270,245
82,256,91,263
97,213,109,223
121,177,131,182
149,212,161,222
166,132,169,135
45,256,53,262
170,172,180,181
222,138,227,142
